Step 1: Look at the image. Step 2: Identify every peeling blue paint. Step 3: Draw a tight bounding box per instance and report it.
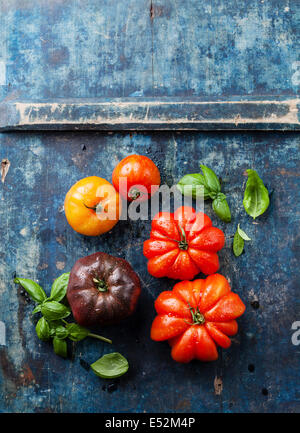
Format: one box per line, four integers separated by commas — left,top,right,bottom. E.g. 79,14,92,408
0,131,299,413
0,0,299,101
0,0,299,414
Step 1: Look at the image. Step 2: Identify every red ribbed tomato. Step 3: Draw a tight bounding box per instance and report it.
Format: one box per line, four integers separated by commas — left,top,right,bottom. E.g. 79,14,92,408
143,206,225,280
151,274,246,363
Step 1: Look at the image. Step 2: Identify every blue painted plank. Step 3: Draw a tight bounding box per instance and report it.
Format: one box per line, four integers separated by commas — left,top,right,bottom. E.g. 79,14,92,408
0,131,299,413
151,0,300,98
0,0,153,100
0,0,299,101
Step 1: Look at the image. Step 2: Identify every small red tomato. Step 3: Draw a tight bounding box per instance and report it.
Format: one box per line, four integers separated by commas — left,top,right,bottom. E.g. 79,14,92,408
112,154,161,202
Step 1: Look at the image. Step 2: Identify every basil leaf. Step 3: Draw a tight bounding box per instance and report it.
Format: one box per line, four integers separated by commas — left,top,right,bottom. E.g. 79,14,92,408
49,272,70,302
53,337,67,358
49,329,56,337
237,224,251,241
91,353,129,379
41,301,71,321
207,190,218,200
212,193,231,223
14,278,47,303
233,230,244,257
200,165,221,194
177,174,211,199
66,323,90,342
35,317,50,341
32,305,42,315
243,169,270,219
46,321,60,337
55,325,69,340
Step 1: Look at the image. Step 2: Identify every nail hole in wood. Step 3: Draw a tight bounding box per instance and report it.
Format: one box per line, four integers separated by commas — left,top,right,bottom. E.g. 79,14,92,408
248,364,255,372
251,300,259,310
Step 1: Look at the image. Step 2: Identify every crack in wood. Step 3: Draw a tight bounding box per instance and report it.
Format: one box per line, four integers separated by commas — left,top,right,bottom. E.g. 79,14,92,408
214,376,223,395
1,159,10,183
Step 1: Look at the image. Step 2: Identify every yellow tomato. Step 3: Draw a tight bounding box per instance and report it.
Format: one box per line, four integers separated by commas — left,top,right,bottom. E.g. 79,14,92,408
64,176,122,236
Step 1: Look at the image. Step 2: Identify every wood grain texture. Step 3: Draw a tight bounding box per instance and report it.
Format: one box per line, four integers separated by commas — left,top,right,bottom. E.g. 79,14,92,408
0,0,299,414
0,131,299,413
0,0,299,101
1,99,299,130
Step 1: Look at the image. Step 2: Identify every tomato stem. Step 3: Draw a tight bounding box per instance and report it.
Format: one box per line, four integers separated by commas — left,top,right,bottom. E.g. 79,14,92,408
128,188,141,200
83,201,103,214
178,224,188,250
187,302,205,325
158,224,189,250
93,277,108,292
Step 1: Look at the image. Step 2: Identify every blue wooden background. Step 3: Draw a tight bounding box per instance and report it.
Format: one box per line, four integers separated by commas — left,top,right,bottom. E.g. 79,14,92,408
0,0,299,413
0,0,299,99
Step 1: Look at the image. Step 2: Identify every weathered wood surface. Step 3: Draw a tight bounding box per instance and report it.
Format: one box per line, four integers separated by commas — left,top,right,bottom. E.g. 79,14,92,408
0,0,299,414
0,131,299,413
0,1,299,129
1,99,299,130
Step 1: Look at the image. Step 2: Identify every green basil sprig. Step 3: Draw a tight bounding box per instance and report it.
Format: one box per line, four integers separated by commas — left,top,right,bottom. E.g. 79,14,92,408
177,173,211,199
41,301,71,321
66,323,89,341
200,165,221,195
54,325,69,340
53,337,68,358
212,192,231,223
49,272,70,302
233,224,251,257
14,278,47,303
36,317,51,341
243,169,270,219
91,352,129,379
177,165,231,223
14,273,112,358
